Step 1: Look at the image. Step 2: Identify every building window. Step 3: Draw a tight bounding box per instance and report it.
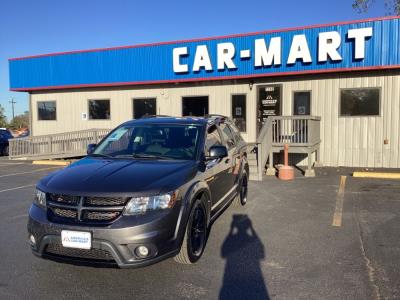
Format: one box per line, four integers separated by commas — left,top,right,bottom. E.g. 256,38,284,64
88,99,111,120
293,91,311,115
38,101,56,120
182,96,209,117
231,94,247,132
340,88,380,116
133,98,156,119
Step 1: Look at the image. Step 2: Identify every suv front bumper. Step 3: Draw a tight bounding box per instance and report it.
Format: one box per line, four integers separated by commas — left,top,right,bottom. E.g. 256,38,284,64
27,204,183,268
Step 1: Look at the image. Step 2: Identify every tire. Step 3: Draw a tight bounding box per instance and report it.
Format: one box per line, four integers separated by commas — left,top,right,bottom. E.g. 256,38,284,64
233,171,248,206
174,198,207,264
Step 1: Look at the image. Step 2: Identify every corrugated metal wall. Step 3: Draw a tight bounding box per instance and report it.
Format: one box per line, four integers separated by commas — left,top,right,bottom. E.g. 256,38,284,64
31,71,400,168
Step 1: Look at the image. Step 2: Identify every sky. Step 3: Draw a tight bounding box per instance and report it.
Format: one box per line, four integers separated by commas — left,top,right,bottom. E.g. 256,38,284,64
0,0,389,121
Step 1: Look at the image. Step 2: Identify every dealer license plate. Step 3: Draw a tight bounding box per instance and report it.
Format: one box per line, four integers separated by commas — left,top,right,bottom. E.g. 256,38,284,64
61,230,92,249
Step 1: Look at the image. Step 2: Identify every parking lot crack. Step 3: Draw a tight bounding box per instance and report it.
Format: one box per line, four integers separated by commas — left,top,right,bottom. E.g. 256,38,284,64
354,200,381,300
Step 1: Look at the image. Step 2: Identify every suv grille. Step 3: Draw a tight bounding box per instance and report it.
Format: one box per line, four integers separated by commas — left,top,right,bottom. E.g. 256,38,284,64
45,243,114,262
84,196,127,206
49,194,80,206
47,194,130,225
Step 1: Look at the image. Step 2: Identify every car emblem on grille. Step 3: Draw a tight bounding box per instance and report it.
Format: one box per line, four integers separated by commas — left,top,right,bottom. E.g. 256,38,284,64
77,197,84,221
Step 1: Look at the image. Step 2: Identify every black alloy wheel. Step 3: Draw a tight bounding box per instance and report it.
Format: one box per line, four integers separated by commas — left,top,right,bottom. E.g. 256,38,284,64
189,204,207,257
174,199,207,264
234,172,248,206
239,174,248,205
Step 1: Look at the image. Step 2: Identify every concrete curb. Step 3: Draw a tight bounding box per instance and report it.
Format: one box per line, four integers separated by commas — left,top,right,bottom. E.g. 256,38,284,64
32,160,71,166
353,172,400,179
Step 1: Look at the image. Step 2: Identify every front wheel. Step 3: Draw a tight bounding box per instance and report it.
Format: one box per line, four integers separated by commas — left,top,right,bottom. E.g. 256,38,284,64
174,199,207,264
234,172,248,206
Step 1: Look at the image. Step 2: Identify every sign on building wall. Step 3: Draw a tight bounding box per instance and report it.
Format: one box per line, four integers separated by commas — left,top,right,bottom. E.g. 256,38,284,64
258,85,282,131
9,17,400,91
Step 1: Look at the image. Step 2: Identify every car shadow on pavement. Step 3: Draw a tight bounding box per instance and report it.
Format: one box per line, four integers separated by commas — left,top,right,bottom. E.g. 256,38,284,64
219,214,270,300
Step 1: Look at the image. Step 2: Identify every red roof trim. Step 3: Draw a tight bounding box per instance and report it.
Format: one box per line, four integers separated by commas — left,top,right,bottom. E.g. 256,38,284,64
10,65,400,92
9,15,400,61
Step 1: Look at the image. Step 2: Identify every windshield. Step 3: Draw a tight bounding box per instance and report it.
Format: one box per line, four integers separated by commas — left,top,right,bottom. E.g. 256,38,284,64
93,124,202,160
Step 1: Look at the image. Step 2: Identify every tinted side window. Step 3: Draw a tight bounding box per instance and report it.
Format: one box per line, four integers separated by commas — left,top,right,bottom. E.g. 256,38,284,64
228,123,243,144
205,125,222,154
219,123,236,149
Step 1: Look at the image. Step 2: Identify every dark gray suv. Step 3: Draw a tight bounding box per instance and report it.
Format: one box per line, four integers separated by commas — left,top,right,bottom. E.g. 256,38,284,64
28,115,249,268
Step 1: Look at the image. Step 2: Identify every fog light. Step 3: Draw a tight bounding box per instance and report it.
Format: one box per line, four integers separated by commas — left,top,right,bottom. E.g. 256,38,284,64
136,246,149,258
29,235,36,246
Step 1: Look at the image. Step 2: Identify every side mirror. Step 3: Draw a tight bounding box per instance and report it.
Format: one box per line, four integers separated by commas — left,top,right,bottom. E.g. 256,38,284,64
206,145,228,160
87,143,97,155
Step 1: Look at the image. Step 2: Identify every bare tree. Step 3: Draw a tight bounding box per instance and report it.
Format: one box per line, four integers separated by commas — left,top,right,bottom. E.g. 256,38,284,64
9,111,29,130
0,105,7,128
353,0,400,15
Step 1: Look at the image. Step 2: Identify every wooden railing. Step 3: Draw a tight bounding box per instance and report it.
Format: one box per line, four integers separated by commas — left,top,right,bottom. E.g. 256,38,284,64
271,116,321,146
9,129,111,159
255,116,321,180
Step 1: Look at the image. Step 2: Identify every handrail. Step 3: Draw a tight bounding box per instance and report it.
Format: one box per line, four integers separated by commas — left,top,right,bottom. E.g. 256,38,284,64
13,128,108,141
256,118,273,144
9,128,111,159
256,118,273,181
270,116,321,121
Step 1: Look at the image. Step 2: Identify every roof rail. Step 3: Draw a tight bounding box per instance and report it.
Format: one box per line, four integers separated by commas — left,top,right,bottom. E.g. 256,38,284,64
139,114,172,119
204,114,228,119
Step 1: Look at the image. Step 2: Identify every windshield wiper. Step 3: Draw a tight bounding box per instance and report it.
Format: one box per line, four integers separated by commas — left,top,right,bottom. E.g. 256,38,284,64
88,153,114,159
116,153,169,159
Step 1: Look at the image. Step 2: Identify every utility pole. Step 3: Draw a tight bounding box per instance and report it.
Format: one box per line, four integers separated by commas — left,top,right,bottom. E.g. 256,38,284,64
9,98,16,120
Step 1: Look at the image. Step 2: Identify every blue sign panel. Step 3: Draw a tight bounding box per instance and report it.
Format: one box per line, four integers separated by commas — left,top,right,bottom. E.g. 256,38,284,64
9,17,400,91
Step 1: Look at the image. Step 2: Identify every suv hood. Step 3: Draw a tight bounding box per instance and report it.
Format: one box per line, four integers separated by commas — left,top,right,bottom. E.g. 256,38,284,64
38,157,198,196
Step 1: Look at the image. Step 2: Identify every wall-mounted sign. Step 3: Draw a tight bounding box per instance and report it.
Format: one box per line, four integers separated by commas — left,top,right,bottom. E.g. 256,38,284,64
173,28,372,73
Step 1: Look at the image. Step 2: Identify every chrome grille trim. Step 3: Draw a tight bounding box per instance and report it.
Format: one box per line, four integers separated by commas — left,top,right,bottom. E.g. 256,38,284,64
46,194,128,225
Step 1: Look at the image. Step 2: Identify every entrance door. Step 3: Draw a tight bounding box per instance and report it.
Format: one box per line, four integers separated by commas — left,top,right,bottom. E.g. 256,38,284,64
182,96,209,117
133,98,156,119
257,85,282,133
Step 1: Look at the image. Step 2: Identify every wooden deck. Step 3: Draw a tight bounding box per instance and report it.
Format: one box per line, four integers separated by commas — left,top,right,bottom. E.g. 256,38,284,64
253,116,321,180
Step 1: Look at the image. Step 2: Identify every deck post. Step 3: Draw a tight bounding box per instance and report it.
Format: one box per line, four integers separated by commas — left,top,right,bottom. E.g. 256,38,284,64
314,146,323,167
266,150,276,176
305,150,316,177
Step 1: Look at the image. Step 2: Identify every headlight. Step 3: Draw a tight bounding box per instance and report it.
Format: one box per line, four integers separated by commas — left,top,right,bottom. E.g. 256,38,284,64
124,190,179,215
34,189,46,208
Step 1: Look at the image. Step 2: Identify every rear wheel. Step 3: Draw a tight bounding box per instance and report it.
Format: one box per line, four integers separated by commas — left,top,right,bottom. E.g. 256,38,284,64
174,199,207,264
234,172,248,206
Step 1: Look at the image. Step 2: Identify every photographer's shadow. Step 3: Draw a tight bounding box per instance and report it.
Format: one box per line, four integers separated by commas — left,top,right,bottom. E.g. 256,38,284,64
219,214,269,300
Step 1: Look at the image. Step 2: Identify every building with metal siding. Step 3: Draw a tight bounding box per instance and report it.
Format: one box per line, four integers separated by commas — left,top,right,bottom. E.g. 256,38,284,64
8,16,400,168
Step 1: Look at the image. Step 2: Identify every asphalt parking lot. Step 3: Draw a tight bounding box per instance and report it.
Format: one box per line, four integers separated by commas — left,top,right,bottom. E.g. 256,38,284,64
0,158,399,299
